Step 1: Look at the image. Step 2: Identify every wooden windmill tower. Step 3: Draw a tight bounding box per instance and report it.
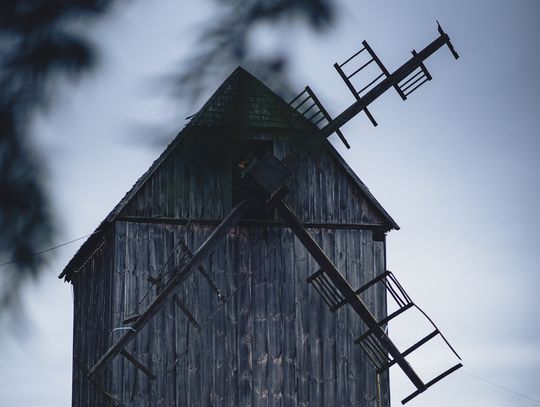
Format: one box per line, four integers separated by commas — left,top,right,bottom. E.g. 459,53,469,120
61,23,461,406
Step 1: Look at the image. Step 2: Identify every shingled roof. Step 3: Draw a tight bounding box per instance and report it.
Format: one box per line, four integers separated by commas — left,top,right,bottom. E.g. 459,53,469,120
60,67,398,281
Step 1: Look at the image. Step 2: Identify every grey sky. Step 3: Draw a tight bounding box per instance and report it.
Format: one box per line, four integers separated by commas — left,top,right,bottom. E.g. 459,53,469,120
1,1,539,406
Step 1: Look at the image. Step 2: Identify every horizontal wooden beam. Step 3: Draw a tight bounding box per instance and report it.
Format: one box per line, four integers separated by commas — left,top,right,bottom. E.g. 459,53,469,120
401,363,463,404
116,215,389,231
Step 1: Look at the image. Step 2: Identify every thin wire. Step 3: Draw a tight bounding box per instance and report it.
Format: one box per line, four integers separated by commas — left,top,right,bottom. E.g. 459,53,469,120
0,232,99,269
0,204,199,270
460,369,540,404
0,204,200,271
418,353,540,404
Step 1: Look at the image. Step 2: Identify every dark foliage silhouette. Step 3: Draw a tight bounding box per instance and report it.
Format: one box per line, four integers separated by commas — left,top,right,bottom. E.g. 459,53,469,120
0,0,114,313
175,0,335,104
0,0,335,317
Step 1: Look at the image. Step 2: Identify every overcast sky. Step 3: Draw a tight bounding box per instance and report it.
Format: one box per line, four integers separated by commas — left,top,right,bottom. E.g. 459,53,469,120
1,1,539,406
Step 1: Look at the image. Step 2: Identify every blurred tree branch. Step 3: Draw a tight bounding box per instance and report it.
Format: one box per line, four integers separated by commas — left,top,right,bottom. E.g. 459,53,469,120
0,0,115,315
175,0,335,104
0,0,337,319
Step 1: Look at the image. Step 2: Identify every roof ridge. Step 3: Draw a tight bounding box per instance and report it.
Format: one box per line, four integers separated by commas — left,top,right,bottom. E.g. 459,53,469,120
60,66,398,281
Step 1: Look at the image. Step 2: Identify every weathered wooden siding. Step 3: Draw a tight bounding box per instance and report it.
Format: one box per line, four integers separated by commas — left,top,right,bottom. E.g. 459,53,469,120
68,67,394,406
102,220,389,406
71,229,115,407
119,131,231,220
120,128,387,226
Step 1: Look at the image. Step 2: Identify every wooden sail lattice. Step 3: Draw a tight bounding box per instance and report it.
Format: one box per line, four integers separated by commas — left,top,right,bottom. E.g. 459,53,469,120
85,22,462,405
289,86,351,148
397,50,433,98
333,40,395,126
351,270,462,378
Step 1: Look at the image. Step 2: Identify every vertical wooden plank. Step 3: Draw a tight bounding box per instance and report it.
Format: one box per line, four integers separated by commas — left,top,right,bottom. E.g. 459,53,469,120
183,223,198,407
111,222,126,403
281,228,297,407
71,229,115,406
71,282,80,406
374,238,390,407
151,159,158,218
178,148,186,219
122,222,136,404
138,222,150,405
299,156,310,223
221,227,238,406
266,227,283,407
334,228,349,407
359,229,372,406
198,226,213,406
221,228,238,406
206,246,218,405
308,228,323,406
154,224,171,407
324,152,333,223
174,224,189,407
183,144,191,220
211,230,229,405
103,232,113,403
100,246,110,406
252,228,269,407
294,224,310,407
88,256,96,406
306,152,314,223
344,228,363,406
80,274,89,405
321,229,337,407
332,163,341,224
159,224,177,407
237,227,253,407
187,226,202,406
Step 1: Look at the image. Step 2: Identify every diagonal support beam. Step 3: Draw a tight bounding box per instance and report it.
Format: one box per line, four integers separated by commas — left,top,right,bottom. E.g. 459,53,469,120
120,349,155,380
276,200,426,392
179,239,226,302
88,200,249,380
75,357,124,407
173,294,201,330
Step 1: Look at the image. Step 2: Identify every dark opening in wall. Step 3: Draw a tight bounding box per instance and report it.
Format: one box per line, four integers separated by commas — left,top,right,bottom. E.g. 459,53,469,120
231,139,274,221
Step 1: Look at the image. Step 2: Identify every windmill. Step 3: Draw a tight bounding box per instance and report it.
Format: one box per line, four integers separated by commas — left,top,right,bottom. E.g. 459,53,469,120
64,22,461,406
